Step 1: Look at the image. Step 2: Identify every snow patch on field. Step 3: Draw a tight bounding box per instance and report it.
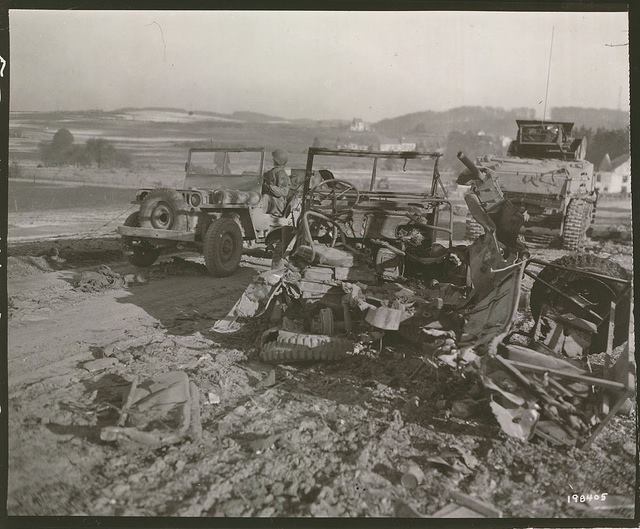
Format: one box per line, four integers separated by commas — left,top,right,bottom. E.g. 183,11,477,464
117,110,244,124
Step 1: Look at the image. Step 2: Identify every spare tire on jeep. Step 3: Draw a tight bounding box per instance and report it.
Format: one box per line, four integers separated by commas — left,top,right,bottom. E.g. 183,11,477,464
203,217,243,277
139,188,189,231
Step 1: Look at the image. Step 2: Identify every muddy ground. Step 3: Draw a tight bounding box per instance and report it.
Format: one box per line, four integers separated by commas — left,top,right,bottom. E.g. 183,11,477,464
6,234,636,518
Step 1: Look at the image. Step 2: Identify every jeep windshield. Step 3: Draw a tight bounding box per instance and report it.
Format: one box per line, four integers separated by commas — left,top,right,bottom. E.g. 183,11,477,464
300,147,453,247
304,148,446,195
184,149,265,191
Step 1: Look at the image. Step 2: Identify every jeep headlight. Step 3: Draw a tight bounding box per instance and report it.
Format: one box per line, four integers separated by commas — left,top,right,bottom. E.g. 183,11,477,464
190,193,202,207
212,190,224,204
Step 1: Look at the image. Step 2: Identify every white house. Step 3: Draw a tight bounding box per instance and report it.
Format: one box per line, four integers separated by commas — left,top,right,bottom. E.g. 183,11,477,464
595,153,631,194
350,118,370,132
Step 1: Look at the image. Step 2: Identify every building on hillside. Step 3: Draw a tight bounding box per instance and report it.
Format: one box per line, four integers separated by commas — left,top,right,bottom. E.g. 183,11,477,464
336,142,370,151
379,142,417,152
350,118,371,132
595,153,631,194
402,132,443,151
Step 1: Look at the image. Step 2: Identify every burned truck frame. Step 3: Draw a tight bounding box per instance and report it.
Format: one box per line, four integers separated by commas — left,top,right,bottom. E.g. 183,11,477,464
464,120,597,250
290,147,455,279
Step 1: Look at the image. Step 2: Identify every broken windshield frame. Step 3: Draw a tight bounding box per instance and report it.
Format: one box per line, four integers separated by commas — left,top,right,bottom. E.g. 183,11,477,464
302,147,446,200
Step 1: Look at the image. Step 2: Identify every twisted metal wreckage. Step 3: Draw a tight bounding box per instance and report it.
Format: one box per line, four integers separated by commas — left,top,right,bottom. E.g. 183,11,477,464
212,147,635,449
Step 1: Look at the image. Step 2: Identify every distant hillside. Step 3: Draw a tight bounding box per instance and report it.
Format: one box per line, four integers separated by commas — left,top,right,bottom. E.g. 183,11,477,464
374,105,629,139
231,111,288,123
373,106,536,138
550,107,629,130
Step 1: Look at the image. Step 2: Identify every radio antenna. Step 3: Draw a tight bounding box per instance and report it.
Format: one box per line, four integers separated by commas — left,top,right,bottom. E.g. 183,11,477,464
542,25,555,123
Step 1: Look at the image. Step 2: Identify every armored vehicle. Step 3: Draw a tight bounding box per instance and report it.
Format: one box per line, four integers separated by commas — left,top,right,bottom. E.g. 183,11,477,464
117,147,301,276
464,120,597,249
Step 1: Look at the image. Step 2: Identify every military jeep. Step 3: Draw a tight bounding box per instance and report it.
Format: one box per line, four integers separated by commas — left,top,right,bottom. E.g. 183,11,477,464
117,147,301,276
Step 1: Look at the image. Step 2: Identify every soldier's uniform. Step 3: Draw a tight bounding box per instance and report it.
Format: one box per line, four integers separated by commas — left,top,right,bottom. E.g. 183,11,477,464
262,149,291,216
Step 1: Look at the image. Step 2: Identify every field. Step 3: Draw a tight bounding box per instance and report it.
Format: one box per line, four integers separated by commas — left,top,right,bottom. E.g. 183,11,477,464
6,110,635,519
9,109,382,180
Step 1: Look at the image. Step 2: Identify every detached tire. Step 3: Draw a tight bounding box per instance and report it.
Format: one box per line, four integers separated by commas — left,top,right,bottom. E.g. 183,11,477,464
139,188,188,231
203,217,243,276
260,333,352,363
123,212,160,267
562,199,593,250
465,214,485,240
530,253,631,351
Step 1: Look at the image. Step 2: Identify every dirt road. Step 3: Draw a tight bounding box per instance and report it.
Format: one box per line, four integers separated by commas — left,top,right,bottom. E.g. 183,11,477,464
6,237,636,517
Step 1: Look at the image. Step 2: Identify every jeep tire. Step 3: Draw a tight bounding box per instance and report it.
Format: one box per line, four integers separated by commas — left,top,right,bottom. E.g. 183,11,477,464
123,212,160,267
139,188,188,231
203,217,243,276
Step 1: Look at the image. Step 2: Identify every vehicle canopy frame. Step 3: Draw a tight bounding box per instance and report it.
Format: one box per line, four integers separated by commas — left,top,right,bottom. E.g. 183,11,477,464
299,147,453,250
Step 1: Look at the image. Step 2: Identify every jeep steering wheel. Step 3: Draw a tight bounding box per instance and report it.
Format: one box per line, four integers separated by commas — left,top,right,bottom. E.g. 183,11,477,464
308,179,360,216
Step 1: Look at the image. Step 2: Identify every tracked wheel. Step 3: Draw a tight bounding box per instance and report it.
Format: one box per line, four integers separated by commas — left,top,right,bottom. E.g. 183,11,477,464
530,253,631,352
562,199,593,250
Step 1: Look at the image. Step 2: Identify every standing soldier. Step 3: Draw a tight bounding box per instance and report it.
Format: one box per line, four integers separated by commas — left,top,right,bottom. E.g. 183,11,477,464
262,148,291,216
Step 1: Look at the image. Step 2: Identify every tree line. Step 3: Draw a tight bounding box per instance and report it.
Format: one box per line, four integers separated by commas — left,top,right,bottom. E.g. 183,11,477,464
39,128,132,168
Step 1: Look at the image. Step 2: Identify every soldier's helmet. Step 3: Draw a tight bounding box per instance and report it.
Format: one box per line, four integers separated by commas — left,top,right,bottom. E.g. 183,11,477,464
272,149,289,166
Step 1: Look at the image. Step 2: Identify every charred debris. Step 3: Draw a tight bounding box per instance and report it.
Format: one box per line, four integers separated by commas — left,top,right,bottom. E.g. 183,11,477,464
213,148,634,449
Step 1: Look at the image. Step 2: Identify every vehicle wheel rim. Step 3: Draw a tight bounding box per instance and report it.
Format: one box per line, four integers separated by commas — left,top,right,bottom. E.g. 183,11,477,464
565,278,614,316
151,202,174,229
220,233,235,262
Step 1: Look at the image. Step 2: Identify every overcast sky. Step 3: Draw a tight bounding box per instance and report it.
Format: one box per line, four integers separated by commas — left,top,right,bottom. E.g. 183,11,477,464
9,10,629,121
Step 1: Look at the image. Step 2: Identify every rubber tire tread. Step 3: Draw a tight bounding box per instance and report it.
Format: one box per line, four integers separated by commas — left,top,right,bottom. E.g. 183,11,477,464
138,188,189,231
203,217,243,277
530,253,631,350
260,340,350,363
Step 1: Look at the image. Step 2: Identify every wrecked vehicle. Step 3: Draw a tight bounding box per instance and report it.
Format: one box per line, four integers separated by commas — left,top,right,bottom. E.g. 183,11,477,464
117,147,303,276
462,120,597,250
292,147,457,280
213,144,634,449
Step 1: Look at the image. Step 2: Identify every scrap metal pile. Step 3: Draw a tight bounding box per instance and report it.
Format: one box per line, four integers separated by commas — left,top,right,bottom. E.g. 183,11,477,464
213,148,634,450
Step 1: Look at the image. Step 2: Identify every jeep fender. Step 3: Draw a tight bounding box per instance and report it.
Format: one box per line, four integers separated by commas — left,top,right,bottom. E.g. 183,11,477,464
199,208,255,240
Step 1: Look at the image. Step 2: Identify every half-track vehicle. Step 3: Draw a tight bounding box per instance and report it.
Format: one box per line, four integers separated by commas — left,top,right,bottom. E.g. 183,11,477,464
463,120,597,249
117,147,302,276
